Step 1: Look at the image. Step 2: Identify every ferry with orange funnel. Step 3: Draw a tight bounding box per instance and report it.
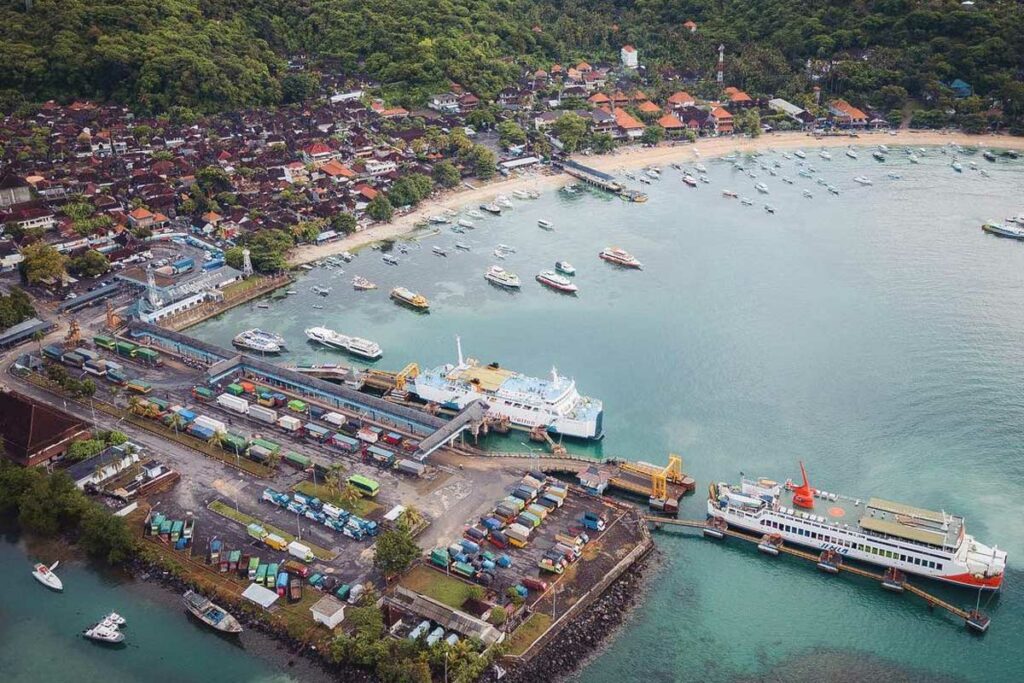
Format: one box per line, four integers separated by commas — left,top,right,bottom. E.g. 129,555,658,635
707,463,1007,590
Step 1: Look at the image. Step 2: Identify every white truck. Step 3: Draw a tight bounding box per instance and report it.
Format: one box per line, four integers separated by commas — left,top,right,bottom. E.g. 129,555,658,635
216,393,250,414
287,540,314,563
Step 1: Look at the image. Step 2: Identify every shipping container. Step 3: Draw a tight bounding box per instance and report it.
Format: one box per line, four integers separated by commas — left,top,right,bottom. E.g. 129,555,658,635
74,347,99,362
277,415,302,432
93,335,116,350
396,459,426,477
284,451,311,469
250,437,281,453
193,415,227,434
330,434,361,453
248,404,278,424
115,341,137,357
287,399,307,413
304,423,330,441
366,445,395,467
220,433,248,454
62,352,85,368
192,386,214,401
264,534,287,551
217,393,250,413
382,432,403,446
287,541,314,562
187,423,215,440
322,412,346,426
226,383,244,396
42,344,64,360
239,380,256,394
126,380,152,394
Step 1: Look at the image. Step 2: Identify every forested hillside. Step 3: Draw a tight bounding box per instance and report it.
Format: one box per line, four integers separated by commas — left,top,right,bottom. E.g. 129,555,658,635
1,0,1021,119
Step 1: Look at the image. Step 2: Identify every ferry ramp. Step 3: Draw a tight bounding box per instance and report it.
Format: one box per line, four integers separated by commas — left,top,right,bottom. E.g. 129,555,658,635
413,400,488,461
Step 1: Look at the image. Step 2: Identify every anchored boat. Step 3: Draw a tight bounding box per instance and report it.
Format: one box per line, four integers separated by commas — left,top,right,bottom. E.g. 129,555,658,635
536,270,579,294
599,247,642,269
232,329,284,354
708,463,1007,590
484,265,521,289
183,590,243,633
982,221,1024,240
305,326,383,360
390,287,430,311
31,561,63,591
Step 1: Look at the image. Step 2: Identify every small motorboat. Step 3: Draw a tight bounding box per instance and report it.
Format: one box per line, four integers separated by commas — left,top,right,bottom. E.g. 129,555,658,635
721,190,738,198
496,244,516,253
450,224,465,234
382,254,400,265
639,176,652,184
782,176,794,184
828,185,840,195
695,163,708,174
854,176,873,186
755,182,769,194
102,612,127,628
432,246,448,257
682,175,698,187
764,205,776,214
757,534,783,556
82,621,124,644
537,219,553,230
699,175,711,184
819,150,832,160
555,261,576,276
492,249,506,260
740,197,754,206
845,148,858,159
951,160,963,173
802,190,813,199
458,218,476,229
454,242,471,251
468,209,485,219
352,275,377,290
32,561,63,591
887,172,902,180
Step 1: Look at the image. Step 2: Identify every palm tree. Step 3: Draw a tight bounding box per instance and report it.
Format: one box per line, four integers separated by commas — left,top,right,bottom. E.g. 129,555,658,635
166,411,185,436
127,395,142,415
264,449,281,470
32,330,45,355
207,432,225,450
338,484,361,508
400,505,426,532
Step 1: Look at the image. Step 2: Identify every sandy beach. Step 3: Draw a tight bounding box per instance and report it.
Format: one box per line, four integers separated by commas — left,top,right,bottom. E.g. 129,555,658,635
288,130,1024,266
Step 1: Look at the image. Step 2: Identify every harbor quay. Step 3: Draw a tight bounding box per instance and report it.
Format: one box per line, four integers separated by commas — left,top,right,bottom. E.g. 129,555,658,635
4,315,656,675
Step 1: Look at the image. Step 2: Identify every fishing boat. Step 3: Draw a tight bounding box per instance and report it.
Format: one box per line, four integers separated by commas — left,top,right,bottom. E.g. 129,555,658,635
496,243,516,253
555,261,576,276
382,254,400,265
480,203,502,215
450,225,465,234
794,149,807,159
872,150,886,162
700,175,711,184
854,176,873,186
352,275,377,290
708,463,1007,590
310,285,331,296
722,190,738,198
818,150,832,160
413,337,603,440
484,265,521,289
496,195,514,209
782,177,794,185
82,620,124,644
983,150,997,162
232,329,284,354
390,287,430,311
740,197,754,206
458,218,475,229
536,270,579,294
537,219,553,230
32,561,63,591
428,215,449,224
695,163,708,174
454,242,471,251
468,209,485,219
682,175,698,187
981,221,1024,240
432,246,448,257
952,160,963,173
909,153,921,164
755,182,769,194
599,247,642,269
845,148,858,159
183,590,243,633
764,205,776,214
639,176,652,185
828,185,840,195
887,172,902,180
513,189,530,200
305,326,383,360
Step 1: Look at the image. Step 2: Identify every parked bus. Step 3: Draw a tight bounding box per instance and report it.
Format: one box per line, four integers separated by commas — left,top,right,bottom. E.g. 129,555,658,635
347,474,380,498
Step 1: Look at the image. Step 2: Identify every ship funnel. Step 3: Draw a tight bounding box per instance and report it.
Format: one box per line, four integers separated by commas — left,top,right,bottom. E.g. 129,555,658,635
456,335,464,366
792,460,815,509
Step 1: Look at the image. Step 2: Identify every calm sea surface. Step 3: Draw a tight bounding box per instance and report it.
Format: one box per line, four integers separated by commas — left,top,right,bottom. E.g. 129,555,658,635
6,146,1024,681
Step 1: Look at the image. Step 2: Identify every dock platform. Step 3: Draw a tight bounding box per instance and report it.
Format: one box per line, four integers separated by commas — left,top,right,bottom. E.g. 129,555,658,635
556,160,623,194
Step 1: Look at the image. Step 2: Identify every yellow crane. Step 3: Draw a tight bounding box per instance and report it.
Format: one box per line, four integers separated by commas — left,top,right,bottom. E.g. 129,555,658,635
620,453,684,501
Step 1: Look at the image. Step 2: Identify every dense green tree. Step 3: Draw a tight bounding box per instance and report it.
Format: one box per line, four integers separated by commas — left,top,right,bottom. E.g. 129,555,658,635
331,212,358,234
590,132,615,153
640,125,665,146
281,72,321,104
497,120,527,148
432,160,461,188
388,173,434,207
373,527,420,577
463,144,496,180
553,112,589,153
20,243,66,285
0,287,35,331
367,194,394,222
68,250,110,277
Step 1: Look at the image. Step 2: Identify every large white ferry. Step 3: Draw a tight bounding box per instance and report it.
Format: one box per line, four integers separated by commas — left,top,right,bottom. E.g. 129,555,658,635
305,326,383,360
232,329,285,354
413,338,603,439
708,464,1007,590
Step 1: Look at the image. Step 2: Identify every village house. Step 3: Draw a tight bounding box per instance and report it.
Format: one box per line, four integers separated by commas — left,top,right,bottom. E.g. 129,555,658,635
0,390,91,468
613,107,645,139
620,45,639,69
723,86,755,109
829,99,868,127
657,113,687,137
428,92,460,113
710,106,734,134
768,98,816,129
1,205,57,231
302,142,338,165
0,171,33,208
666,91,696,110
683,20,698,33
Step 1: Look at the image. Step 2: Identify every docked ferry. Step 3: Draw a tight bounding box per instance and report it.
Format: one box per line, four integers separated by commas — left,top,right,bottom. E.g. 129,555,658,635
232,329,285,354
708,464,1007,590
305,326,383,360
413,338,603,440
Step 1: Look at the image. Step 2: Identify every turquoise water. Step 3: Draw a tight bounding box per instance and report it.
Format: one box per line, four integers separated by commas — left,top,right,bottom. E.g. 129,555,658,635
193,147,1024,682
0,537,320,682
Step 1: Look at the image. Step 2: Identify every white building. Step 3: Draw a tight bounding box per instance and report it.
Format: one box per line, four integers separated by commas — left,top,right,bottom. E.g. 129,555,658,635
311,595,347,629
363,159,397,177
620,45,638,69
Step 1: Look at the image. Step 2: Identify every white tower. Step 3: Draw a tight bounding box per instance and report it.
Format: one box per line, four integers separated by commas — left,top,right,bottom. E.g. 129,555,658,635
145,266,163,308
242,248,253,277
717,44,725,84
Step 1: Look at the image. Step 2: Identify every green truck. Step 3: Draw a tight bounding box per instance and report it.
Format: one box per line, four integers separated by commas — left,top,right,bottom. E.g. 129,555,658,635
226,383,245,396
135,347,162,366
93,335,116,350
115,341,137,357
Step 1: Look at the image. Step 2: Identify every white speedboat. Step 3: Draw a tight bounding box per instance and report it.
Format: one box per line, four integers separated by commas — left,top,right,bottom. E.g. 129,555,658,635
952,160,963,173
484,265,521,289
232,329,284,354
909,154,920,164
468,209,485,219
352,275,377,290
382,254,400,265
695,163,708,174
492,249,506,260
794,149,807,159
496,244,516,253
740,197,754,206
755,182,769,194
845,148,858,159
455,242,471,251
513,189,530,200
819,150,832,160
496,195,514,209
32,561,63,591
854,176,873,186
599,247,642,269
828,185,840,195
82,621,124,644
458,218,475,229
802,190,813,198
538,219,553,230
428,215,449,224
555,261,576,276
432,246,448,257
102,612,127,627
782,176,794,184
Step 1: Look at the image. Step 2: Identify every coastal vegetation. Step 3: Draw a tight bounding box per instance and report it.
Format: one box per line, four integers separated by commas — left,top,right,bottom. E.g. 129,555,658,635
0,461,137,565
5,0,1018,129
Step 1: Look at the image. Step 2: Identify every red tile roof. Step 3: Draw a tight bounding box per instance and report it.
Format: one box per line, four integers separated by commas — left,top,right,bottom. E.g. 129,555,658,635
637,100,661,114
657,114,684,129
667,91,695,105
613,108,644,130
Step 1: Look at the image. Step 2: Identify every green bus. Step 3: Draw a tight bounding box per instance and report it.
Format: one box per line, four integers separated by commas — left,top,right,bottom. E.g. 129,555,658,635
347,474,380,498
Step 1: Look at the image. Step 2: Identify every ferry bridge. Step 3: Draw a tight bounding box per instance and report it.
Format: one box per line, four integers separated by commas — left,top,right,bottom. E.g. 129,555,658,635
555,159,623,193
646,517,989,633
413,399,488,460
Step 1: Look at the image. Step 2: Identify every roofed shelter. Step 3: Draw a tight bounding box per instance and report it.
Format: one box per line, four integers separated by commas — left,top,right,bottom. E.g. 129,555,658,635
0,390,91,467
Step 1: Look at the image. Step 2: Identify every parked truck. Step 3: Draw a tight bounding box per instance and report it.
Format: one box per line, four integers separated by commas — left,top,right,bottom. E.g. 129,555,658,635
248,404,278,424
264,533,288,551
277,415,302,432
580,511,607,532
217,393,250,414
287,540,314,563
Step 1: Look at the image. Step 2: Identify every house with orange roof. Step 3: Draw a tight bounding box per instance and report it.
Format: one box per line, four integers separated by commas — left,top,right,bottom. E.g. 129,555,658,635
613,108,645,139
683,20,697,33
128,207,155,230
710,106,734,134
610,91,630,107
657,113,686,136
667,91,696,109
320,159,356,183
576,61,593,74
637,100,662,117
620,45,638,69
353,184,379,202
587,92,611,107
723,86,754,108
302,142,337,165
828,99,868,127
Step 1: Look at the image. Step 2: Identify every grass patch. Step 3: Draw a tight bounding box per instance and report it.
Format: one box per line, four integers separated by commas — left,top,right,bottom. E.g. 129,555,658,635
207,500,337,561
399,564,479,610
505,613,552,656
294,481,381,519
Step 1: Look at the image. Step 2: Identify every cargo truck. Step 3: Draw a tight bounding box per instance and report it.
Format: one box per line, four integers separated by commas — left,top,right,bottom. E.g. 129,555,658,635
217,393,250,414
277,415,302,432
247,523,268,541
284,451,311,469
581,511,607,532
287,541,314,563
192,386,214,401
248,404,278,424
264,534,288,551
396,459,426,477
93,335,116,350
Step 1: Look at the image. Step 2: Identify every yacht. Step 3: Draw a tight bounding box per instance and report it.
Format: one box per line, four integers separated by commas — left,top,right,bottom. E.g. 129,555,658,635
458,218,476,229
536,270,579,294
428,215,449,224
682,175,698,187
468,209,485,219
537,219,553,230
183,591,243,634
32,561,63,591
794,149,807,159
305,326,383,360
432,246,448,257
599,247,642,269
854,176,873,186
382,254,400,265
819,150,832,160
390,287,430,311
740,197,754,206
82,620,124,644
352,275,377,291
755,182,769,194
102,612,126,628
413,337,604,439
484,265,521,289
872,150,886,162
845,148,858,159
496,195,514,209
232,329,284,354
709,464,1006,590
555,261,576,276
480,203,502,215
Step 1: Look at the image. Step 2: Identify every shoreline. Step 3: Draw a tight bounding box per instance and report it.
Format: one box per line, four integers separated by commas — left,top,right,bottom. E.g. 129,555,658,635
287,130,1024,266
